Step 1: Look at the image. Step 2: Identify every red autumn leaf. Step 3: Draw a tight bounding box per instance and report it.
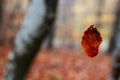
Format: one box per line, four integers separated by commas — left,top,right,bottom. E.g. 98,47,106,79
81,25,102,58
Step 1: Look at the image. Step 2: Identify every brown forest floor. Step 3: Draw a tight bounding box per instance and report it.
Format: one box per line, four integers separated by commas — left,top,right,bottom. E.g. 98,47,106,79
0,46,111,80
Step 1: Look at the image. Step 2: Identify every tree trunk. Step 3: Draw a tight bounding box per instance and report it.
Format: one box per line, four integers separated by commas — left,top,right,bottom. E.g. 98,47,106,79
3,0,58,80
108,0,120,79
0,0,3,26
109,49,120,80
47,25,55,49
108,0,120,54
0,0,4,45
95,0,104,27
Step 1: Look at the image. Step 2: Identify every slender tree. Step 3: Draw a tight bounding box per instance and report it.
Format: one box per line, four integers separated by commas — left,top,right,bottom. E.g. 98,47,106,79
108,0,120,53
3,0,58,80
0,0,4,45
0,0,3,26
108,0,120,80
95,0,104,27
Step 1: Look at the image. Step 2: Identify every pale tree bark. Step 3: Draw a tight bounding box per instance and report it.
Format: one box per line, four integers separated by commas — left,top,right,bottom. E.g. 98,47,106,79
3,0,58,80
108,0,120,80
95,0,104,28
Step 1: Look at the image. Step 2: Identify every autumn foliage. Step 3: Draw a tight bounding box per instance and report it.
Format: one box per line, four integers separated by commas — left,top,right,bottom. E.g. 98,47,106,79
0,46,111,80
81,25,102,58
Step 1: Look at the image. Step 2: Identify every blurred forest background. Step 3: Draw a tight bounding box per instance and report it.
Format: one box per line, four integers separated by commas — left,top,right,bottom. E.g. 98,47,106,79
0,0,117,49
0,0,120,80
